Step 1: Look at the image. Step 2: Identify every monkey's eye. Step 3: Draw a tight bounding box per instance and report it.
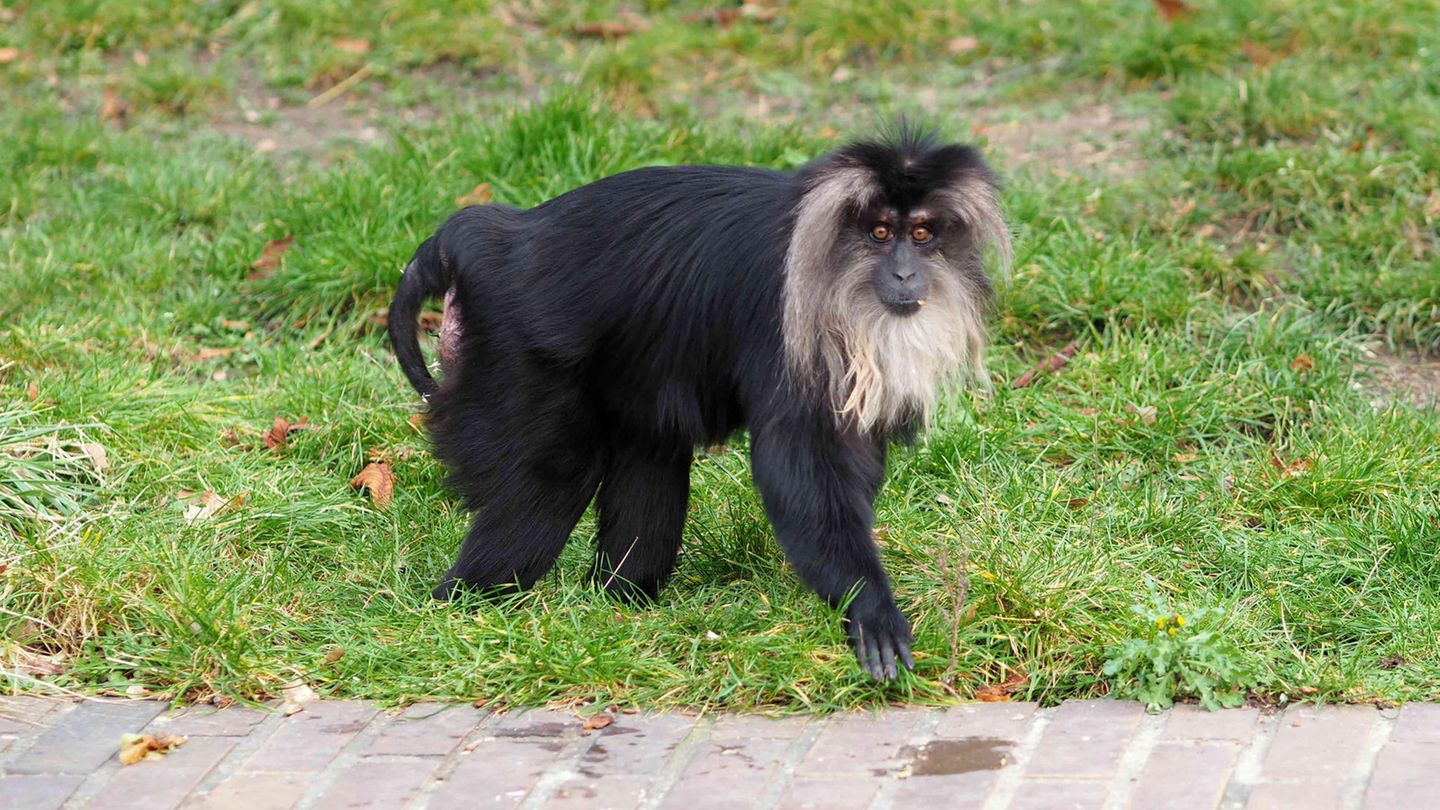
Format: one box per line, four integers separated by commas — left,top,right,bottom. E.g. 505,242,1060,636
869,224,894,242
911,225,934,244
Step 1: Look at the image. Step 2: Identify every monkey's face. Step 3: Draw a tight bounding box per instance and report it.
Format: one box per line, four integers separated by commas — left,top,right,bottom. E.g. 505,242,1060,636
858,207,956,316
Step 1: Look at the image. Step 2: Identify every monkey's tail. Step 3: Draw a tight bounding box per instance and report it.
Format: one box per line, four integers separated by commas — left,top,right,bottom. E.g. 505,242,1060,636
388,235,451,399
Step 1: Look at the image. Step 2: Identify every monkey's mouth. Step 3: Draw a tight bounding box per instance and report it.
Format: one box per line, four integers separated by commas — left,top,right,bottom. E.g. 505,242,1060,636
884,299,926,316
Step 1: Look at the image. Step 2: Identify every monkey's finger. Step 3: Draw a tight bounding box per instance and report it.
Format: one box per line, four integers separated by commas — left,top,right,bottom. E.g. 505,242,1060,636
880,640,897,681
897,639,915,671
858,632,884,680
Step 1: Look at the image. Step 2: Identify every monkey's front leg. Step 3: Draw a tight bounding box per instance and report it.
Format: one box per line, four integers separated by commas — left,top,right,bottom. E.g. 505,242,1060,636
749,419,914,680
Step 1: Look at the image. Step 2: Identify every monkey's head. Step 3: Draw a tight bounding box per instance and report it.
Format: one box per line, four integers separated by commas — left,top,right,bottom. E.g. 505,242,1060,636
783,129,1011,433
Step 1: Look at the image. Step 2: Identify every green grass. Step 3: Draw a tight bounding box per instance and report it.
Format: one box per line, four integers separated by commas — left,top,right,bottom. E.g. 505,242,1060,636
1,1,1438,712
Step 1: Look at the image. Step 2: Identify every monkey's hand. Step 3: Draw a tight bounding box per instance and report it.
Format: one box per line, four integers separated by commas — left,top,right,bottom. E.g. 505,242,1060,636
845,599,915,681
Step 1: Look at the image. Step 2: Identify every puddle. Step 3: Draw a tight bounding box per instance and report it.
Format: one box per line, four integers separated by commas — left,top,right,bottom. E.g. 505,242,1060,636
901,738,1011,776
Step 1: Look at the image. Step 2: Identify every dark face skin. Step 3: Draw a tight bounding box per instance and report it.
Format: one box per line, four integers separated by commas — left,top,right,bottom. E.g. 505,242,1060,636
862,206,942,315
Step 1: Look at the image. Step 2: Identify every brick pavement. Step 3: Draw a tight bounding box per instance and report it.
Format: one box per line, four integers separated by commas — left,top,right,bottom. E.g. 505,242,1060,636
0,696,1432,809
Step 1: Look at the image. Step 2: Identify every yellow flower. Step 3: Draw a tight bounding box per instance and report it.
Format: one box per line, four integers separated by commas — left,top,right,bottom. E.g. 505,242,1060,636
1176,615,1186,626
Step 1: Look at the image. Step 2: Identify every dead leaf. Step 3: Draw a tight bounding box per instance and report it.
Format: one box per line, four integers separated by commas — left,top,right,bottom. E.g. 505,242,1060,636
322,647,346,666
407,413,426,431
350,461,395,509
221,319,251,331
1013,341,1079,388
455,182,493,207
582,714,614,732
975,672,1030,702
1424,190,1440,220
196,347,234,361
1173,452,1199,464
1241,39,1277,69
26,381,38,402
418,310,444,332
1130,404,1158,425
573,14,648,39
100,87,128,126
132,50,150,67
248,236,293,280
947,36,979,55
0,48,21,65
181,490,246,524
262,416,314,451
1153,0,1193,22
1379,655,1408,670
78,443,109,473
280,678,317,716
119,733,187,766
125,684,151,698
1290,354,1314,373
1065,498,1089,510
1269,453,1314,479
332,38,371,54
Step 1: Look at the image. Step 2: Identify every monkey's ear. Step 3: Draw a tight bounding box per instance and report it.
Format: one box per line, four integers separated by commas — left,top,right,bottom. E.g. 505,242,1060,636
938,169,1012,281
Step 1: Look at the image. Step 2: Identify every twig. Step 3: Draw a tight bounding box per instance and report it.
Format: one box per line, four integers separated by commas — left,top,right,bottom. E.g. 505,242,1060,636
939,546,971,685
307,64,372,109
1012,341,1079,389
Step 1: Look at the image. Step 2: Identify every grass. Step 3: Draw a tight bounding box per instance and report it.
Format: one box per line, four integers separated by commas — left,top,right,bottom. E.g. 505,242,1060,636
1,1,1437,712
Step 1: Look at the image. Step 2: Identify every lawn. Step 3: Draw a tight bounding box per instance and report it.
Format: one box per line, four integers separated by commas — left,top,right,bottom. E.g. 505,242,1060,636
1,0,1437,713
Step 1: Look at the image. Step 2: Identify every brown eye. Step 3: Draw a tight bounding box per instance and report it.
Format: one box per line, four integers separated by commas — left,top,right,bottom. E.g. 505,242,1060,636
911,225,933,243
870,224,893,242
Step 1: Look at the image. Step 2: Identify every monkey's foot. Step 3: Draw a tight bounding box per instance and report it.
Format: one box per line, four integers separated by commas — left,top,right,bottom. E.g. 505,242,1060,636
845,602,915,681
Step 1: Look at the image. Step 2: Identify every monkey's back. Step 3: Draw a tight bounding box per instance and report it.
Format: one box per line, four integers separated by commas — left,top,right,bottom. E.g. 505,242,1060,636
454,166,804,450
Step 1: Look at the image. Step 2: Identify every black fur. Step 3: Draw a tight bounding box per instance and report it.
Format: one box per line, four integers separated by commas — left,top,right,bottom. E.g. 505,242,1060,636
388,134,996,680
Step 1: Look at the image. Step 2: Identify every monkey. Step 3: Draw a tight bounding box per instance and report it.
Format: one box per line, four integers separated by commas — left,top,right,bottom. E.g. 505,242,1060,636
387,128,1010,680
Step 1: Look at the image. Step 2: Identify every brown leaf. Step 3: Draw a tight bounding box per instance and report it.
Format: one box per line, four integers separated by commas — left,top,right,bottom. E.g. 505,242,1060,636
1065,498,1089,510
582,714,614,731
418,310,444,332
0,48,21,65
1012,341,1079,388
332,38,371,54
248,236,293,280
262,416,314,450
1379,655,1408,670
100,87,128,126
26,381,38,402
1153,0,1193,22
1241,39,1277,69
196,347,234,361
1172,452,1199,464
1130,404,1158,425
407,412,427,431
181,490,246,524
221,319,251,331
947,36,980,55
322,647,346,666
1289,354,1314,373
975,672,1030,702
119,733,187,766
350,461,395,509
132,50,150,67
1268,453,1314,479
573,15,648,39
455,182,493,207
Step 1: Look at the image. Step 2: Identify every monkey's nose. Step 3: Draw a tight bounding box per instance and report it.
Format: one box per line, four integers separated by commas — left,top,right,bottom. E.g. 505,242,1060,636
892,267,916,281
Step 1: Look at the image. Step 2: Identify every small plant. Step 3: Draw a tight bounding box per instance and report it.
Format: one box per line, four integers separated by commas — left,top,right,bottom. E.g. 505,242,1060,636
1102,588,1255,711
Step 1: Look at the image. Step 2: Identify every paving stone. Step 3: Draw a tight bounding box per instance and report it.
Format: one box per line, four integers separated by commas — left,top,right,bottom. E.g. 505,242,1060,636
1260,705,1375,781
708,713,809,740
314,755,441,809
1009,779,1110,809
0,774,83,810
933,702,1037,741
779,776,879,809
577,714,696,776
147,705,268,737
545,775,651,809
494,708,584,741
1245,781,1345,810
429,735,572,808
1160,704,1259,741
797,710,924,776
1023,700,1143,779
240,700,377,774
197,772,311,810
657,737,794,810
1130,741,1238,810
364,703,484,757
0,696,71,736
1390,704,1440,744
1362,742,1440,810
88,736,237,810
6,699,166,775
888,770,998,808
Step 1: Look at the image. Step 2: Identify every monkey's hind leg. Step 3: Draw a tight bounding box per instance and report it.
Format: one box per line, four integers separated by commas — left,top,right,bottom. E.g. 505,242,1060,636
434,462,602,601
591,445,692,604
